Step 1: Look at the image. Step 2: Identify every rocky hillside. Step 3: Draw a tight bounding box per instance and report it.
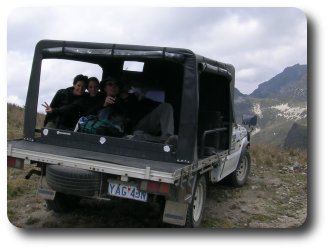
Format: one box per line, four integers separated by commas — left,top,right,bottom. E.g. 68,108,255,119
283,123,307,150
234,64,307,149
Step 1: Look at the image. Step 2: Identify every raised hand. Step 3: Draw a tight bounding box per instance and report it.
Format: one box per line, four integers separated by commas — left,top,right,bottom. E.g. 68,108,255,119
42,101,53,113
104,96,116,106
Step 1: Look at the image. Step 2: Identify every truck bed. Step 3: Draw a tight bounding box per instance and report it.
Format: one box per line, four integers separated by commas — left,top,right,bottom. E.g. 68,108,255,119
7,139,189,184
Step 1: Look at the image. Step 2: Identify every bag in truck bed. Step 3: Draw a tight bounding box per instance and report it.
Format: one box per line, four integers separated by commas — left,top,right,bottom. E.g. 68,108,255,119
77,115,124,137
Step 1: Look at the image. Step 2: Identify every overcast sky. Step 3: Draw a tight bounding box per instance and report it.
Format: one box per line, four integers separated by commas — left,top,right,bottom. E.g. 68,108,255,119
7,7,307,109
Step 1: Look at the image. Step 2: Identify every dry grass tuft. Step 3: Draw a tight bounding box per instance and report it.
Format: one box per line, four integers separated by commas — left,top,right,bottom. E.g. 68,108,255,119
7,103,45,140
250,144,307,169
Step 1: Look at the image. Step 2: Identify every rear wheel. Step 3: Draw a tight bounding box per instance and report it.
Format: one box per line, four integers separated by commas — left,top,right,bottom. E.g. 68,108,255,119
186,175,207,227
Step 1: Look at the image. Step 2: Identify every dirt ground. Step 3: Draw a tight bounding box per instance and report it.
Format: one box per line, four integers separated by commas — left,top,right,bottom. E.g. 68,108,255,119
7,150,307,229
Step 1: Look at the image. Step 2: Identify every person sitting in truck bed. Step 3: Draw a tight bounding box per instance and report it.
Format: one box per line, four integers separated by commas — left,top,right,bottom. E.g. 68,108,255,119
82,77,105,116
42,74,88,130
94,76,129,135
117,79,175,143
97,76,124,119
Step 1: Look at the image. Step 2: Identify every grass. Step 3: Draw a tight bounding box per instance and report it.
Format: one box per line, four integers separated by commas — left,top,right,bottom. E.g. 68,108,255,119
7,209,17,222
25,217,41,226
203,218,237,228
7,103,44,225
7,103,44,140
250,144,307,169
250,213,276,223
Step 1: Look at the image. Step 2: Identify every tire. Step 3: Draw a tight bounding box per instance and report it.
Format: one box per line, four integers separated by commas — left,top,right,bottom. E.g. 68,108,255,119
46,192,80,213
186,175,207,228
46,164,101,197
228,150,251,187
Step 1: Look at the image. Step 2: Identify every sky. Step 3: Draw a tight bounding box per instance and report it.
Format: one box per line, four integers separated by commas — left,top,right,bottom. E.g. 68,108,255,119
6,7,307,109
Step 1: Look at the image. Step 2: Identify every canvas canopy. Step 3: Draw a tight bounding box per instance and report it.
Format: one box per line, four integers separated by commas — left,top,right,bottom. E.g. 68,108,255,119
24,40,235,163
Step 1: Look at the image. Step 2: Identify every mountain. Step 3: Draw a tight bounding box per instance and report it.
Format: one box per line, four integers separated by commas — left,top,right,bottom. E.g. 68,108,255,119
283,123,307,150
234,64,307,149
234,88,246,98
250,64,307,101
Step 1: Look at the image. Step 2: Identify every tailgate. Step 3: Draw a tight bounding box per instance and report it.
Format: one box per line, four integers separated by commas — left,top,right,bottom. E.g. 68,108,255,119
7,139,188,184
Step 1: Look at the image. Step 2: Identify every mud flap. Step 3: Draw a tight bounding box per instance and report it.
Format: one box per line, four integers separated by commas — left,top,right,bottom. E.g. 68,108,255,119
38,188,56,200
163,200,188,226
37,175,56,200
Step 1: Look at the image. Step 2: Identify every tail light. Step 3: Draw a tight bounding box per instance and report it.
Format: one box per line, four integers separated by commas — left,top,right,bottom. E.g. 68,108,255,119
145,180,170,194
7,157,24,169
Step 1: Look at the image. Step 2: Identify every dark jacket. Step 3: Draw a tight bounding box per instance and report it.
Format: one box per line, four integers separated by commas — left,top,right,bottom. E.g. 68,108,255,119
116,93,160,132
82,92,106,116
44,87,85,130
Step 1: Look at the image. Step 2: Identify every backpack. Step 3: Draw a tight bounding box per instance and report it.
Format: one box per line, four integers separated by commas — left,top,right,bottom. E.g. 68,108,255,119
78,115,124,137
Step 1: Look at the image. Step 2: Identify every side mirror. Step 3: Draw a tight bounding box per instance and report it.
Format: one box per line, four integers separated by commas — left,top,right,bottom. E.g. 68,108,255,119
242,114,257,127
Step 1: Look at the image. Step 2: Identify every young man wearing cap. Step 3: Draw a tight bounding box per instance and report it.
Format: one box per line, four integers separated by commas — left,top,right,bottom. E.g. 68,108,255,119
42,74,88,130
97,76,123,120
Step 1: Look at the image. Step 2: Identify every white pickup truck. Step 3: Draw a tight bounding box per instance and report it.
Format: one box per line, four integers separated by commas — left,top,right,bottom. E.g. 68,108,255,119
7,40,255,227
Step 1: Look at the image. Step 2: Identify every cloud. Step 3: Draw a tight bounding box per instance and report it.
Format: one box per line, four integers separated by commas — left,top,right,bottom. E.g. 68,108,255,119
7,50,31,105
7,6,307,107
7,95,24,106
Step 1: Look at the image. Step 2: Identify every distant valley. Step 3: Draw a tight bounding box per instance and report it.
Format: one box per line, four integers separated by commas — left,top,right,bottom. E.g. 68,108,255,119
234,64,307,150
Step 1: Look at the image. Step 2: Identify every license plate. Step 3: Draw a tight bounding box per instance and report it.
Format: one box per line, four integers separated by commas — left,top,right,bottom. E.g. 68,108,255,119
108,181,148,202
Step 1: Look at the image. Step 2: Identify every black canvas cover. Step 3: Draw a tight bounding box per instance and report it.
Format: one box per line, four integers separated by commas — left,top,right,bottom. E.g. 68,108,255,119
24,40,235,163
